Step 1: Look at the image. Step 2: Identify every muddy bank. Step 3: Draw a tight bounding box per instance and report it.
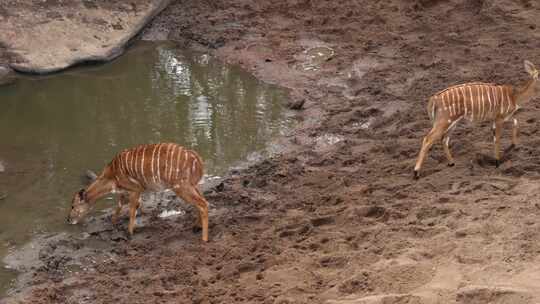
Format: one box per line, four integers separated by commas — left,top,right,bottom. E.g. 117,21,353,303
0,0,171,74
6,0,540,303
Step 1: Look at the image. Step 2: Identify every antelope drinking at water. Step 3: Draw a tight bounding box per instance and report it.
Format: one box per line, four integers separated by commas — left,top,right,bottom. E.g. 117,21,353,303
67,143,210,242
414,60,539,179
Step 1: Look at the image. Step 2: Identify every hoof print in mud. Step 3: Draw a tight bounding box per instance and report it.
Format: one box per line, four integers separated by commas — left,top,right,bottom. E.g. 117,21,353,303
310,216,335,227
215,182,225,192
277,223,313,238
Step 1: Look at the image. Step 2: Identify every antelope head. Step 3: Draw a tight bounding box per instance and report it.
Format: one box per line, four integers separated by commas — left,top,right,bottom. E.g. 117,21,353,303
67,189,90,224
67,172,116,224
516,60,539,104
524,60,539,81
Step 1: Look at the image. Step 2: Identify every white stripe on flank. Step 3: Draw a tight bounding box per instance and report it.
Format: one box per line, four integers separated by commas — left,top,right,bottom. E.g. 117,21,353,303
494,86,499,114
471,86,477,120
163,144,168,183
448,92,455,116
171,145,178,181
444,91,453,116
118,153,124,175
449,91,454,117
479,86,485,120
460,87,467,117
504,87,510,115
454,89,460,115
185,154,192,179
494,86,499,111
442,96,447,112
505,88,512,115
140,146,147,186
125,152,130,176
165,145,170,182
168,144,178,181
127,151,133,177
152,144,161,184
133,147,139,180
467,86,474,120
167,144,174,182
175,148,182,180
124,152,130,176
498,86,505,115
486,85,492,117
133,146,142,184
478,85,487,120
181,151,188,173
157,144,167,183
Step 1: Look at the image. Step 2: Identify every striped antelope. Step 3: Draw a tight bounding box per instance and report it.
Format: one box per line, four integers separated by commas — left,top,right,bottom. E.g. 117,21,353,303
67,143,210,242
413,60,539,179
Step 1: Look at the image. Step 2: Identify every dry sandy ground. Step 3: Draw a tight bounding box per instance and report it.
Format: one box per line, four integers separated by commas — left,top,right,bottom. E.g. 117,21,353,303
5,0,540,303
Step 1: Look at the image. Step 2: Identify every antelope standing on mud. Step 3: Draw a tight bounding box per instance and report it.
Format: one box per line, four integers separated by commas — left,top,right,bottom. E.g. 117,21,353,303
67,143,210,242
414,60,539,179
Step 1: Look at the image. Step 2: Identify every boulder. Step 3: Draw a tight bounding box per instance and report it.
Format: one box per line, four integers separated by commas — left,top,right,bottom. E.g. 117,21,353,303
0,0,172,74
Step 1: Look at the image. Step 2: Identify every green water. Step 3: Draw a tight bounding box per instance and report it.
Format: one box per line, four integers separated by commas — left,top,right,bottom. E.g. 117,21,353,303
0,42,290,294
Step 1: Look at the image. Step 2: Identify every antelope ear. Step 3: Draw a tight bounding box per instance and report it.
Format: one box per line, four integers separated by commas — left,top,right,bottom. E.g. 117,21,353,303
524,60,537,77
78,189,86,200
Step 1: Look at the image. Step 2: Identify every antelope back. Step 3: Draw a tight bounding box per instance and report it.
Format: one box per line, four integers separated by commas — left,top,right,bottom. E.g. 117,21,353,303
109,143,204,188
431,83,516,122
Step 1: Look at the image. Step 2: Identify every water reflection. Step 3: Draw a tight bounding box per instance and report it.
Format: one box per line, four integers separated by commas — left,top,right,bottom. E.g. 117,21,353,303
0,41,290,294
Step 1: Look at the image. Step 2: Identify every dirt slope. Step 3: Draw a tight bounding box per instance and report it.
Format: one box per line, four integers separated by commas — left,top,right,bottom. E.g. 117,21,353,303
8,0,540,303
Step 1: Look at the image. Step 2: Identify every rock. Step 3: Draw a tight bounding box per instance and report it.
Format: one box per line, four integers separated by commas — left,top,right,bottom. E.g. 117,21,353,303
456,285,532,304
0,65,16,86
80,169,97,185
326,293,422,304
1,0,172,74
0,160,5,173
286,98,305,110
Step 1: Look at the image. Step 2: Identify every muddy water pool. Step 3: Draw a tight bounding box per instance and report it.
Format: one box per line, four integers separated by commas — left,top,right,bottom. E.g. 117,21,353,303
0,41,291,294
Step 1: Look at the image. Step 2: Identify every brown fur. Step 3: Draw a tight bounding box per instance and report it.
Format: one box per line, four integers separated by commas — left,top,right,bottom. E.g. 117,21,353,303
67,143,209,242
414,61,539,179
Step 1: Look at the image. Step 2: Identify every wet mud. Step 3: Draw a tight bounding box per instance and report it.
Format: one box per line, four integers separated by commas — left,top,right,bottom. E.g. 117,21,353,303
5,0,540,303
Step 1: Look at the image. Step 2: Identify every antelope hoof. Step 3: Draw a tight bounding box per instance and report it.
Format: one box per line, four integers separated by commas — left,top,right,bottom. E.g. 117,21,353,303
413,170,420,180
448,162,455,167
495,160,500,168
